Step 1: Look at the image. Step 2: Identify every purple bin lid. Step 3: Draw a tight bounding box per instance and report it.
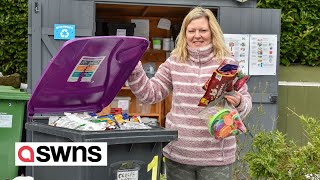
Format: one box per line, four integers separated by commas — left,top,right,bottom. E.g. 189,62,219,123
28,36,149,118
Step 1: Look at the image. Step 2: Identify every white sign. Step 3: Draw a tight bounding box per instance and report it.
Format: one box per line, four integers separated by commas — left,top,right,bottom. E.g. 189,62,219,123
131,19,149,40
117,170,139,180
15,142,108,166
249,35,277,75
157,18,171,30
0,114,13,128
118,100,129,111
224,34,250,75
116,29,127,36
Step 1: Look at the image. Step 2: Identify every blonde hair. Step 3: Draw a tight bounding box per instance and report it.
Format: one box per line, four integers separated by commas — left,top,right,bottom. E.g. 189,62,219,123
171,7,230,63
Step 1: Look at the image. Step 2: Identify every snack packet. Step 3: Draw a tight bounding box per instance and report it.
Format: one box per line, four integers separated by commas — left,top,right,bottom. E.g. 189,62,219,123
198,59,249,106
198,59,238,106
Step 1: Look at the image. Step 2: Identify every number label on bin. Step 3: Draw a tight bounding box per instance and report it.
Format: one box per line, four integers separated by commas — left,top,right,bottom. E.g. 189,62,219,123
117,170,138,180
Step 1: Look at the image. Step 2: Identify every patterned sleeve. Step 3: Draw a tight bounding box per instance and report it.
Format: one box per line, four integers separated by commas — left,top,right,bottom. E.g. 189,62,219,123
127,59,173,104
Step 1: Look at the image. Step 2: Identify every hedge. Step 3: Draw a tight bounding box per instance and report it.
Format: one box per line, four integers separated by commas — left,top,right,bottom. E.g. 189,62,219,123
0,0,28,82
257,0,320,66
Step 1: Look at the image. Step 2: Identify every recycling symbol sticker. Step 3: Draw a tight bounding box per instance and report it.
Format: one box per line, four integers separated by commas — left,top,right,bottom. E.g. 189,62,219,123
54,24,75,40
60,29,70,38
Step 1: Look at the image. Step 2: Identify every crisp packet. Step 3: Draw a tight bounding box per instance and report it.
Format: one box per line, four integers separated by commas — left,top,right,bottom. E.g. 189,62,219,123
198,59,239,106
198,59,249,106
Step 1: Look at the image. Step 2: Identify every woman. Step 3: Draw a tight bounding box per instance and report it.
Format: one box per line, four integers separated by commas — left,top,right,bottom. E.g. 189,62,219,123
128,7,252,180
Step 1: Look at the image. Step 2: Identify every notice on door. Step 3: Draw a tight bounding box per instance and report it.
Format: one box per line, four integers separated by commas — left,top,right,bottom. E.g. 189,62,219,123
67,56,105,82
224,34,250,75
249,35,277,75
0,114,13,128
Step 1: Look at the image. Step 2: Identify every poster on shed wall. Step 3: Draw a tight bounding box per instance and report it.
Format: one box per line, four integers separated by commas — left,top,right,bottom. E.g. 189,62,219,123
249,35,277,75
224,34,250,75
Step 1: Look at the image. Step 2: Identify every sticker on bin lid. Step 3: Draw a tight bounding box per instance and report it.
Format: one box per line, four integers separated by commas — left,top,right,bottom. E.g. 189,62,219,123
27,36,149,117
67,56,105,82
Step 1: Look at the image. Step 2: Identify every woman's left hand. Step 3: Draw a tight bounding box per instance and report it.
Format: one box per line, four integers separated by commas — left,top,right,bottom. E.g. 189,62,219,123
224,91,242,107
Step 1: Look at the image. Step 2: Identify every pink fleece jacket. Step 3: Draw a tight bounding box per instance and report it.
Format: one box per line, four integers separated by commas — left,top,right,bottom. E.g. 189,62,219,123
128,44,252,166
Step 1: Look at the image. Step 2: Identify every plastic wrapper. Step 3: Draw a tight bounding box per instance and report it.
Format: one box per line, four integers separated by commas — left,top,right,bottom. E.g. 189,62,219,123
199,100,246,139
119,122,151,130
49,112,152,131
198,59,249,106
197,58,249,139
48,112,108,131
97,114,150,130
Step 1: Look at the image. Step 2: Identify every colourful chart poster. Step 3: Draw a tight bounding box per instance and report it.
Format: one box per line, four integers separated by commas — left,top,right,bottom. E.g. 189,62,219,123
224,34,250,75
67,56,105,82
249,35,277,75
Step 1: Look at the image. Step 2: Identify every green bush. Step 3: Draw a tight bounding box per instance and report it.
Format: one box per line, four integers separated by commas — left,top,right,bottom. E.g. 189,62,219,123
0,0,28,82
245,112,320,179
257,0,320,66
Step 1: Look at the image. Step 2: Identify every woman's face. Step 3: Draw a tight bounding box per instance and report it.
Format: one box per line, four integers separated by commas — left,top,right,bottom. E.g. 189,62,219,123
186,16,212,48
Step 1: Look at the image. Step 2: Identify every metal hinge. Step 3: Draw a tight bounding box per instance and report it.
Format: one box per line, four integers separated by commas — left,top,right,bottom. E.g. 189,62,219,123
269,94,278,103
34,2,39,13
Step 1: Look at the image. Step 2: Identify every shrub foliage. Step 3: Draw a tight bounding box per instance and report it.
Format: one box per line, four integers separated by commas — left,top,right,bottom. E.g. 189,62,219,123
257,0,320,66
245,112,320,179
0,0,28,82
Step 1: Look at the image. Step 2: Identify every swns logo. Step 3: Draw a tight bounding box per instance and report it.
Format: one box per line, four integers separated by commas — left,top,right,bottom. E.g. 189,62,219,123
15,142,108,166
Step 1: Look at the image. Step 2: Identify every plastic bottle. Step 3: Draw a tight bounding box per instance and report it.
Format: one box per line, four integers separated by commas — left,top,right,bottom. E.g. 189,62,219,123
170,37,175,51
162,38,170,51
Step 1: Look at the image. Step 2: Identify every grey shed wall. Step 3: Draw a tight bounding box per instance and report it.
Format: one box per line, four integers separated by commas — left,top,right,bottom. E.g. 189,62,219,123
27,0,280,135
28,0,95,92
27,0,259,92
94,0,257,7
220,7,281,132
219,8,280,177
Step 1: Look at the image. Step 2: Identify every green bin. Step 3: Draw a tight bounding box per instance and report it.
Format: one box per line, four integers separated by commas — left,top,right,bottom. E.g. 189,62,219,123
0,86,30,180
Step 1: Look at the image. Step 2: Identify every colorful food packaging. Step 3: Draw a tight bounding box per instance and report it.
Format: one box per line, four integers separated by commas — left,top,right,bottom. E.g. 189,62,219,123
197,58,249,139
198,59,249,106
198,103,246,139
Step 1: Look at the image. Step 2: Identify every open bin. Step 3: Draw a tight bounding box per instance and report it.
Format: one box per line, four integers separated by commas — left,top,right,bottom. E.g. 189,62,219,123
25,36,177,180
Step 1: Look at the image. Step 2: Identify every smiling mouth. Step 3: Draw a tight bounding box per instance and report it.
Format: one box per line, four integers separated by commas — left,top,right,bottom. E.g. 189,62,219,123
193,41,204,44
